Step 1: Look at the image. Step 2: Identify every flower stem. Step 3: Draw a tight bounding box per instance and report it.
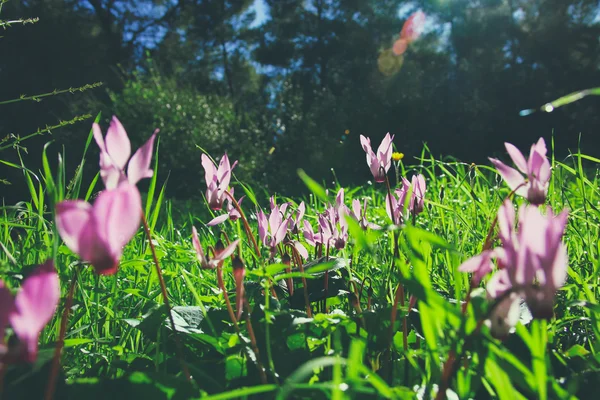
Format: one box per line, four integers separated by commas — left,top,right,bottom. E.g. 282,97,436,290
217,264,238,326
287,243,312,317
225,190,261,257
244,301,268,384
263,281,279,384
141,214,192,382
44,266,79,400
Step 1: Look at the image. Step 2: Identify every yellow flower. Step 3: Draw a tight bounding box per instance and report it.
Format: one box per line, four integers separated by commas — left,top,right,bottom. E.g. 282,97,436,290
392,152,404,161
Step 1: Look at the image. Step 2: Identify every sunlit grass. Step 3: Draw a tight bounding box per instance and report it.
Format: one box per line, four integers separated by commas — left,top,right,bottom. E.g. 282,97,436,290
1,135,599,399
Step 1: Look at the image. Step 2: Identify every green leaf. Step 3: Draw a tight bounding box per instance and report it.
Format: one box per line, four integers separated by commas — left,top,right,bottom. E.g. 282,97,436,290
297,169,329,202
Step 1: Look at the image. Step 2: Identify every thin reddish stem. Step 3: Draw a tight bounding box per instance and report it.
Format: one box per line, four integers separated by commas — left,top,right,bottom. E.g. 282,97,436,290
44,266,79,400
141,215,192,382
217,264,238,326
224,190,261,257
244,301,268,384
287,243,312,317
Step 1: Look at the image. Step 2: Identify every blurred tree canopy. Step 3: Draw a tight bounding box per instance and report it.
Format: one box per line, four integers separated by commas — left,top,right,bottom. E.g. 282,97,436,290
1,0,600,202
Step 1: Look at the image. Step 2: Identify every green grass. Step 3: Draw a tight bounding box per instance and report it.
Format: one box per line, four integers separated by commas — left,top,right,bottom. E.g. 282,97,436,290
1,140,599,399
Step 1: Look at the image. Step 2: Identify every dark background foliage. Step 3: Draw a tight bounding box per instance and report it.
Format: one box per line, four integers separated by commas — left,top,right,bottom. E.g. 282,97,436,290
2,0,600,202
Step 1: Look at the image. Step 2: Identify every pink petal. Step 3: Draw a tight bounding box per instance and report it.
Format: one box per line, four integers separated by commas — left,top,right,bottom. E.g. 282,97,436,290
273,218,289,246
207,214,229,226
105,116,132,170
213,239,239,262
458,250,494,284
550,243,568,289
55,200,93,254
192,226,207,265
489,157,527,196
497,200,515,245
376,133,394,159
77,221,119,275
530,137,547,158
303,220,316,246
93,184,142,253
268,207,282,235
92,123,107,153
297,202,305,223
486,269,512,299
9,260,60,362
504,143,528,174
386,191,398,223
351,199,361,220
293,241,309,259
99,152,124,190
201,154,217,186
217,154,232,190
257,210,269,246
359,135,372,154
335,188,345,209
127,130,157,185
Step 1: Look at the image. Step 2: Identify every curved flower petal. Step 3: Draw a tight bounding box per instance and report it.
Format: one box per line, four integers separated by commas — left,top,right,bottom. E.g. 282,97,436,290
192,226,207,265
127,130,157,185
458,250,495,284
201,154,217,185
257,210,269,246
9,260,60,362
93,184,142,252
55,200,93,254
489,157,527,196
207,214,230,226
105,116,132,170
504,143,528,174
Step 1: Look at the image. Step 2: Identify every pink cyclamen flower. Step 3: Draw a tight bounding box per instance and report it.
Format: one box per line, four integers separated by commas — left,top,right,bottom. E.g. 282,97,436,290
0,260,60,363
407,174,426,215
56,183,142,275
350,198,380,230
191,226,239,269
201,153,237,211
459,200,568,321
489,138,551,205
257,199,289,255
516,204,568,318
386,174,426,224
93,116,157,190
207,187,245,226
288,201,305,234
360,133,395,183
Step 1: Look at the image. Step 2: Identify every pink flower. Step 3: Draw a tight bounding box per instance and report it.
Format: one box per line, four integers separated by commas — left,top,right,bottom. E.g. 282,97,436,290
489,138,551,205
207,187,245,226
350,198,380,230
288,202,305,234
55,183,142,275
93,116,157,190
516,205,569,318
201,153,237,211
360,133,394,183
0,260,60,363
386,174,426,224
191,226,239,269
257,198,289,255
459,200,568,320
